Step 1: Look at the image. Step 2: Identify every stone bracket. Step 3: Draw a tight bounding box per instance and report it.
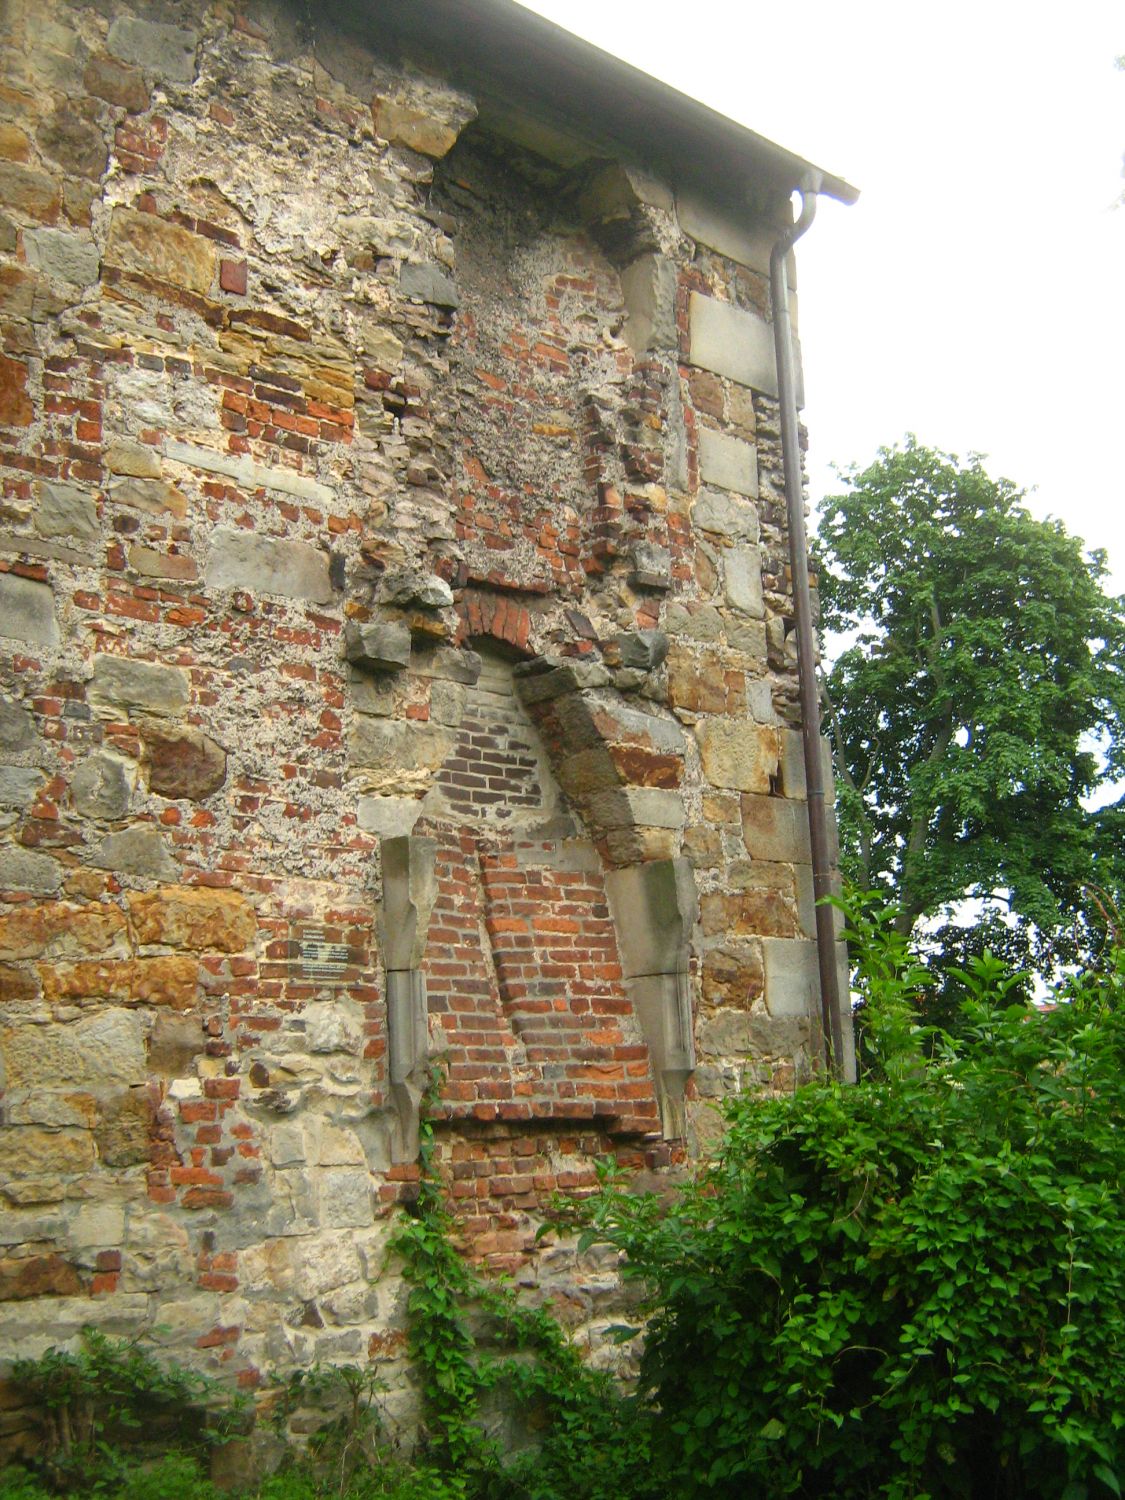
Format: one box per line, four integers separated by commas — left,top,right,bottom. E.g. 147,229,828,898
604,858,698,1139
378,835,438,1161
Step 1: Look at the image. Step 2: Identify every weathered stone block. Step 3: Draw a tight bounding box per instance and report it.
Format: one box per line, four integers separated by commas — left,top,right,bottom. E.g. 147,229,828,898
689,291,778,397
691,488,759,542
7,849,62,896
399,262,459,308
698,428,758,498
128,886,255,953
0,1253,82,1300
620,254,677,354
147,1012,205,1077
127,545,198,582
380,836,438,971
164,441,335,504
205,528,332,604
741,793,811,864
106,16,199,81
349,719,453,792
83,53,150,112
89,827,179,881
90,655,189,719
304,1001,363,1055
38,956,198,1010
382,571,454,610
22,228,98,287
72,753,134,821
629,542,672,590
762,936,849,1020
0,1128,95,1181
604,858,697,979
586,786,686,831
0,696,36,755
356,795,427,837
345,619,411,673
105,440,161,479
0,765,44,808
141,725,226,801
94,1088,154,1167
105,207,215,295
34,480,99,543
777,729,834,801
374,96,475,158
677,193,775,274
0,900,126,961
108,477,186,518
696,719,779,792
1,1008,146,1089
317,1169,373,1229
666,644,745,716
700,888,800,940
0,575,58,648
0,162,60,222
701,943,764,1009
723,545,765,617
608,630,668,672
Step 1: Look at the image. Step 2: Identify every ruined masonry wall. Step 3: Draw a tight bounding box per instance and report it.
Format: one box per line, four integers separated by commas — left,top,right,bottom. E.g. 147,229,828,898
0,0,847,1455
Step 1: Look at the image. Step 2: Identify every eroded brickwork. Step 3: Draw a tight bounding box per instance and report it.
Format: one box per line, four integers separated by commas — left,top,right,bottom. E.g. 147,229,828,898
0,0,850,1457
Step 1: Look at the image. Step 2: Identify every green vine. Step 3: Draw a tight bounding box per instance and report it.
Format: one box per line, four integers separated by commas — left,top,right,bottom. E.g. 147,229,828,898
387,1066,662,1500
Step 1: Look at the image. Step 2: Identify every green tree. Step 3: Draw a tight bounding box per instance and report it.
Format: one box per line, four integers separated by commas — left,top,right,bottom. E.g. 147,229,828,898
816,438,1125,975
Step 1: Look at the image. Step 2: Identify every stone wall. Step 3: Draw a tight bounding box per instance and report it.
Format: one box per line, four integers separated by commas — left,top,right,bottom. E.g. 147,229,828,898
0,0,850,1458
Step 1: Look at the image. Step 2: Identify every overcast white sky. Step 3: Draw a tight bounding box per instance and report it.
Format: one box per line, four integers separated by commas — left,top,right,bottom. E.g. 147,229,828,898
517,1,1125,591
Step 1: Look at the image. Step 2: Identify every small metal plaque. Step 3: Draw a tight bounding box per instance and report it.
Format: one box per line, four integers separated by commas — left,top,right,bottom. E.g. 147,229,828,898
292,923,354,985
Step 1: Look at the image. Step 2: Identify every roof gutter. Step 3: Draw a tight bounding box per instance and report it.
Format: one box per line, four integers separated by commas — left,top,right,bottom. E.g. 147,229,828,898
769,179,847,1077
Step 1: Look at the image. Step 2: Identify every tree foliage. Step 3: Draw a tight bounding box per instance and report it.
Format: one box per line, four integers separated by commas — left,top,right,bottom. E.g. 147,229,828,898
580,900,1125,1498
816,439,1125,974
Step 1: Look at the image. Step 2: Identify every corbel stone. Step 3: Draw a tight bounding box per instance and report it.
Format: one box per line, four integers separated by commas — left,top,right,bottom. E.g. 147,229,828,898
378,835,438,1161
604,858,698,1139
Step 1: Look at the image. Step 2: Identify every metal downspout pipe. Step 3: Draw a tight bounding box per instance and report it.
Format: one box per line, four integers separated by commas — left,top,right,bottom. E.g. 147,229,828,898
769,179,846,1076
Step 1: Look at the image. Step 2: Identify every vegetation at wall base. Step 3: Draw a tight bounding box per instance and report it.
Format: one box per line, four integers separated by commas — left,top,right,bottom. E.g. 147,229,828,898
4,909,1123,1499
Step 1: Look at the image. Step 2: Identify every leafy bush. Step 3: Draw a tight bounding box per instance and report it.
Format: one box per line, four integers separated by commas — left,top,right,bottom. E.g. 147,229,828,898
578,897,1125,1497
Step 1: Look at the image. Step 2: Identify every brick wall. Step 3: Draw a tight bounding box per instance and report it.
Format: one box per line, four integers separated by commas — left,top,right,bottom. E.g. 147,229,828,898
0,0,850,1453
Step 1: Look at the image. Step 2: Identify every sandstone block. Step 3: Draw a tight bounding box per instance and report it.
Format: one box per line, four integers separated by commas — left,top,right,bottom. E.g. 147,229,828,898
608,630,668,672
89,827,179,881
0,574,58,648
0,1008,147,1092
349,718,452,792
71,753,134,821
0,352,34,427
620,253,677,355
692,488,759,542
723,545,765,617
108,478,186,518
38,956,198,1010
164,441,334,504
69,1202,126,1250
205,528,332,603
34,480,99,543
399,262,459,308
147,1012,205,1076
0,1253,82,1300
84,53,150,112
0,162,60,222
317,1170,373,1230
701,943,764,1009
0,900,126,961
0,766,44,808
689,291,779,398
90,655,189,719
105,440,161,479
36,103,107,180
697,1008,808,1060
22,228,99,287
374,98,472,158
0,696,36,754
629,543,672,590
128,886,255,953
762,936,849,1020
698,428,758,498
95,1088,154,1167
0,1128,95,1181
677,193,775,274
666,645,744,716
587,787,685,831
345,620,411,673
696,718,779,792
741,794,811,864
127,545,198,582
141,725,226,801
700,889,800,940
382,570,454,610
777,729,834,801
356,795,426,837
0,964,39,1003
105,207,215,295
7,849,62,896
106,16,198,82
